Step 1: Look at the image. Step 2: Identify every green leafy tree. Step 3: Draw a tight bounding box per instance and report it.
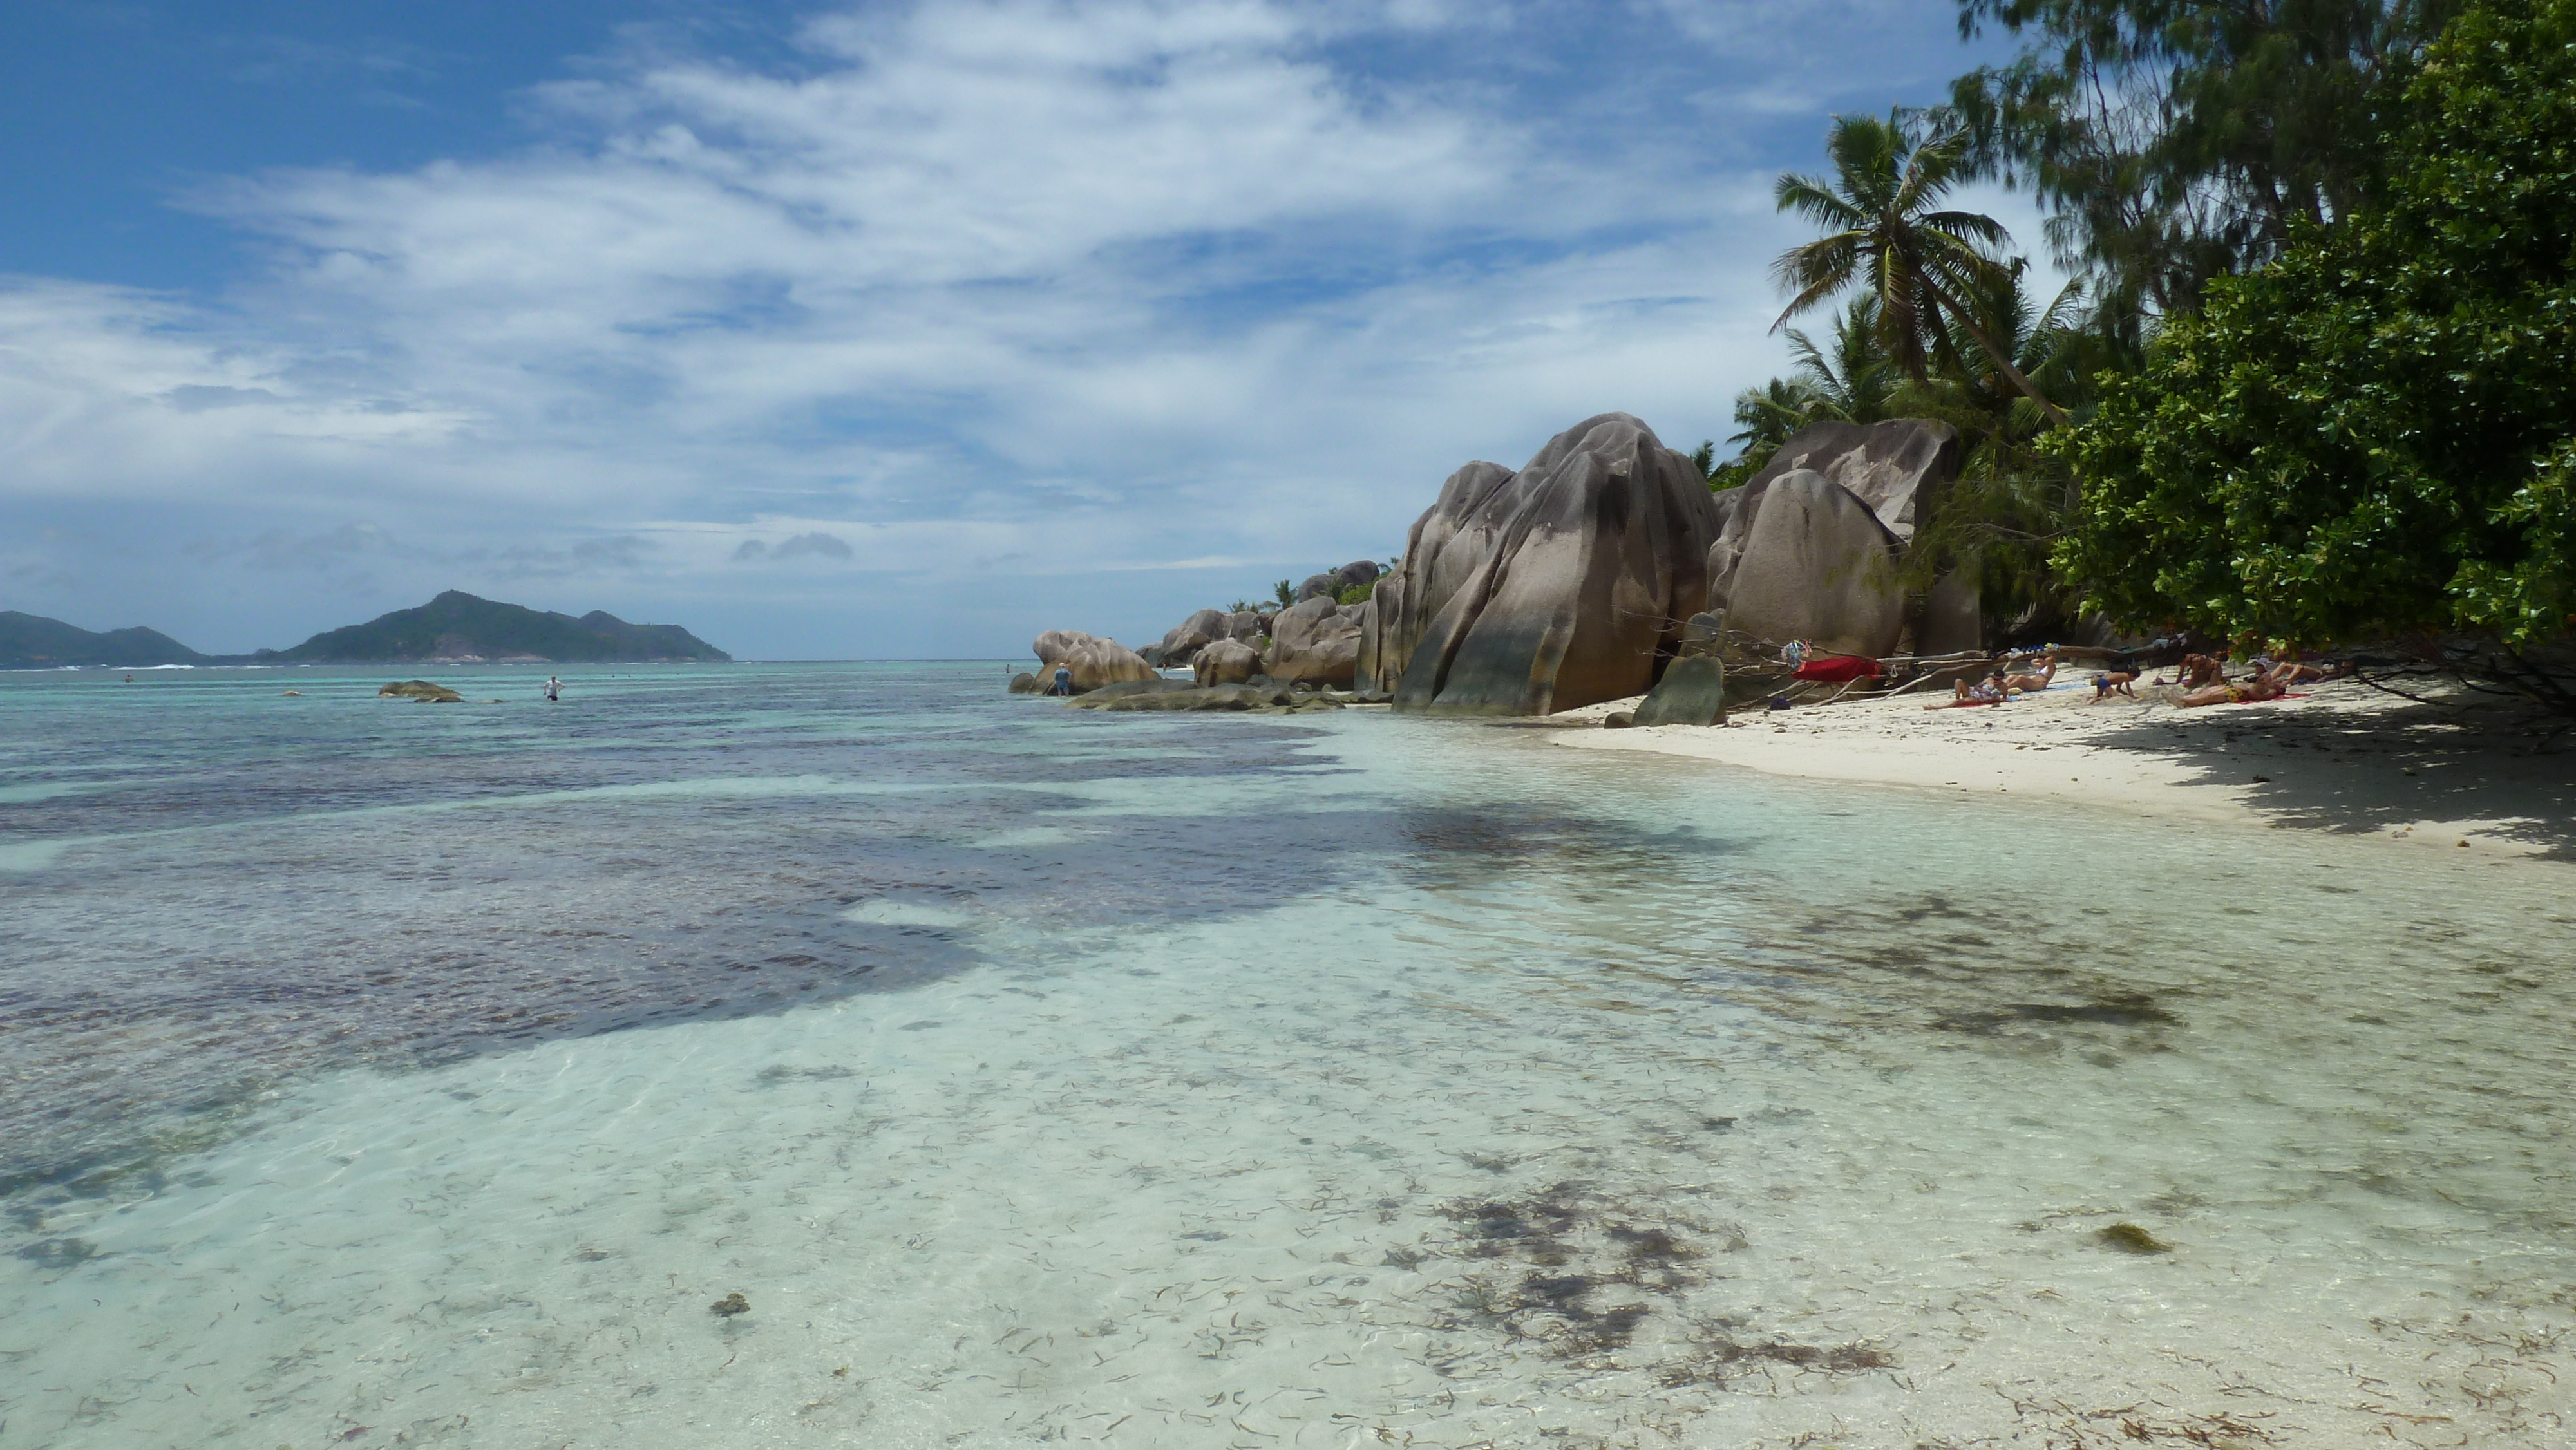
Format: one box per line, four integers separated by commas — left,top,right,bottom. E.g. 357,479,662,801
1772,109,2070,424
1272,579,1297,609
1952,1,2458,316
2058,0,2576,672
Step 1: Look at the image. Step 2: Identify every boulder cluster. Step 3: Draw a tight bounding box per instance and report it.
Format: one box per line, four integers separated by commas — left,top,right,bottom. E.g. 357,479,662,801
1022,411,1969,717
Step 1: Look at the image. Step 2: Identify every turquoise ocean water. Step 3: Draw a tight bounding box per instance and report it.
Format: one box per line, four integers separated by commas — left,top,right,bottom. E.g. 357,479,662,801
1,661,2571,1448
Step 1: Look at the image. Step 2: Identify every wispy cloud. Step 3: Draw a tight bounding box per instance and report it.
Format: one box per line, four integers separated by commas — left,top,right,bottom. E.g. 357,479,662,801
0,0,2020,655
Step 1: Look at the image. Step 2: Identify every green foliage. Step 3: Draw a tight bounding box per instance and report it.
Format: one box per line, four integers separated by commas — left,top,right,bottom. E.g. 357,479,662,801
1335,579,1378,606
1271,579,1297,609
1690,439,1719,482
2057,0,2576,648
1953,1,2456,315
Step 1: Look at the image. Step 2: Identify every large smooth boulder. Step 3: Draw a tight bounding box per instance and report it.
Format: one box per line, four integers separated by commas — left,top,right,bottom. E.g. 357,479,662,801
1224,610,1267,643
1388,413,1719,715
1631,654,1727,727
1262,597,1364,687
1294,573,1336,603
1030,630,1157,692
1738,419,1960,543
1157,608,1232,665
1920,563,1983,656
1706,419,1963,626
1720,470,1906,659
1193,637,1262,686
1331,560,1381,594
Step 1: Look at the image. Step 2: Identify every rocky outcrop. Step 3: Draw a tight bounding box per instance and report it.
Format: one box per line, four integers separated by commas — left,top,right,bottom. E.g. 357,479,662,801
1155,608,1233,666
1193,637,1262,686
1226,611,1270,642
1007,672,1041,693
377,679,464,702
1631,654,1727,727
1288,562,1383,606
1262,597,1364,687
1385,414,1719,715
1072,682,1344,713
1738,419,1960,544
1705,420,1966,657
1030,630,1157,692
1920,563,1983,657
1718,470,1906,659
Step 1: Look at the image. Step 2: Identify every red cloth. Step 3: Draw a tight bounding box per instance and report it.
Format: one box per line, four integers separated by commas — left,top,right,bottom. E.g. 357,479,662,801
1792,656,1882,683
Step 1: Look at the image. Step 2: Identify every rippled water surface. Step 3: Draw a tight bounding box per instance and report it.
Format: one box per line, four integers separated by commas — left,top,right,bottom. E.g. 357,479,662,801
3,661,2571,1449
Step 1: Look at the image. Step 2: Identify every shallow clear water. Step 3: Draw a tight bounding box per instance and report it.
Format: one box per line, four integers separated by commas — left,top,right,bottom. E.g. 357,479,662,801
3,662,2571,1448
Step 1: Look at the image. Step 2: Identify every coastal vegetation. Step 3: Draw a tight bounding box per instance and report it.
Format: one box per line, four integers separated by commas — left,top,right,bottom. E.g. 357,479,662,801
1726,0,2575,705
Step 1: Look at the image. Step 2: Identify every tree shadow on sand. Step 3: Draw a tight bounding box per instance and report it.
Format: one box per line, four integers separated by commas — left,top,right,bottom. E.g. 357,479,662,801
2081,687,2576,861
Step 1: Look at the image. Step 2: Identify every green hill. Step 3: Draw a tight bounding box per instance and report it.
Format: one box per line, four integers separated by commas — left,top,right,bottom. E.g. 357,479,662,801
259,591,731,664
1,612,212,668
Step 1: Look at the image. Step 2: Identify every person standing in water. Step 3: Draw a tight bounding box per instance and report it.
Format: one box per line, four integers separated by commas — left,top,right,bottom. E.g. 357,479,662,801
545,675,561,702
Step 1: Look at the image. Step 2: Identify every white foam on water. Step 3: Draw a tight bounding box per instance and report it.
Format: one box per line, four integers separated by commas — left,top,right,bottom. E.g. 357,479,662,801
3,713,2571,1449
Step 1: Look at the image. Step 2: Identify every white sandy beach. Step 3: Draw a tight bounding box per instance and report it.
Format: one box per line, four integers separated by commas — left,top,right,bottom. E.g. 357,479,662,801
1554,673,2576,864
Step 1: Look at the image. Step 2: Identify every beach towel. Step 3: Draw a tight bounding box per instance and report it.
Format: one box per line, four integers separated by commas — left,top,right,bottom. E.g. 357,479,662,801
1793,656,1882,684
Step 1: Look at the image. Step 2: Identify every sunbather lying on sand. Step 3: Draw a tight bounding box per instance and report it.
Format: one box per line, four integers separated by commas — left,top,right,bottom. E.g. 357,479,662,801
1926,672,2010,709
2271,658,2350,683
2176,660,2299,708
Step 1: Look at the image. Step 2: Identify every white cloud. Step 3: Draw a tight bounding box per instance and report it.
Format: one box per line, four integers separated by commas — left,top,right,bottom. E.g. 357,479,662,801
0,0,2024,656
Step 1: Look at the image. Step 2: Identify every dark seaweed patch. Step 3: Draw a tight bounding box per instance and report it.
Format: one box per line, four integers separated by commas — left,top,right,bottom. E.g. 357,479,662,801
1934,993,2179,1034
1434,1183,1726,1359
2096,1222,2174,1254
1656,1335,1897,1386
754,1064,855,1085
14,1237,102,1268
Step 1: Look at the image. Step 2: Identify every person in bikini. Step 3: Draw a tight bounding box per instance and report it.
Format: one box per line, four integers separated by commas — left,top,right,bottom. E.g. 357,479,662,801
2088,666,2140,701
2168,653,2224,688
2000,652,2058,694
1926,668,2011,708
2176,659,2299,708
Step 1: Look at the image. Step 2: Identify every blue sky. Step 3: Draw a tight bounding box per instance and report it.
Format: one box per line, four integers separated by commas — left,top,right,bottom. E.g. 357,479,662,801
1,0,2036,658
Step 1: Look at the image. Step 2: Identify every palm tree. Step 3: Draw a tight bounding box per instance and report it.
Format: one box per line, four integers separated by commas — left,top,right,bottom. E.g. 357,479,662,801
1772,110,2069,427
1726,377,1826,453
1784,293,1899,425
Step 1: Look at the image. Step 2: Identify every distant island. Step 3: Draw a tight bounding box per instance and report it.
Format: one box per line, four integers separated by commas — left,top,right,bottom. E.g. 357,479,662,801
258,591,731,664
1,612,214,668
0,591,730,668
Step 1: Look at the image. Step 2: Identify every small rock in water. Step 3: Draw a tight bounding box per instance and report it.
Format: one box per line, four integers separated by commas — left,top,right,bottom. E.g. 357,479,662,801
2095,1223,2171,1254
710,1291,751,1317
1602,712,1635,729
281,690,302,697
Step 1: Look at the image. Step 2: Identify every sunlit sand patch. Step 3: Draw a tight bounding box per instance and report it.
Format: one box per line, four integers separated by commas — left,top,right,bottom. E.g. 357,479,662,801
840,899,981,929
